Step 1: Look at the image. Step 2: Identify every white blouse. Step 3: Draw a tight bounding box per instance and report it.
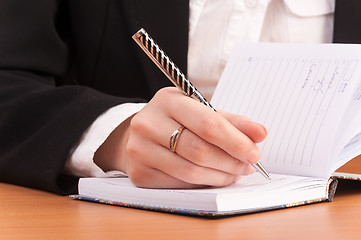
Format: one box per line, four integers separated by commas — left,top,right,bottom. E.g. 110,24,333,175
188,0,335,100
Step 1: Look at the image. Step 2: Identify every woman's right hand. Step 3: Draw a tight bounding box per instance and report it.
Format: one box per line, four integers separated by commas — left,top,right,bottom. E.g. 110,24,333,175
95,87,267,189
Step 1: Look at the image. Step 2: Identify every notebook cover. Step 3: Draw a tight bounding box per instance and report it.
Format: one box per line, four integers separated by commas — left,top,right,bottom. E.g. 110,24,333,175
69,177,337,217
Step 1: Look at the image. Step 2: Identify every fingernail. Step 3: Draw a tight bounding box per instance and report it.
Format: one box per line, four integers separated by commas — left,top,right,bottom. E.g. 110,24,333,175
234,175,242,183
261,124,267,135
247,148,260,164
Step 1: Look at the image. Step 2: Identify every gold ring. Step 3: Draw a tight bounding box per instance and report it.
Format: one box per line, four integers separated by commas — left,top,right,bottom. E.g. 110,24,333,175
169,126,185,153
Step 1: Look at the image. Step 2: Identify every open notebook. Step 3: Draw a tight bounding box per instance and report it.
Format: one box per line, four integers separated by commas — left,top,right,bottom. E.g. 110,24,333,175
211,43,361,179
72,43,361,216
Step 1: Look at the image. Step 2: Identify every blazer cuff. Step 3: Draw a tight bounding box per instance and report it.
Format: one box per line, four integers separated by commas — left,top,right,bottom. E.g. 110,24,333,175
64,102,146,178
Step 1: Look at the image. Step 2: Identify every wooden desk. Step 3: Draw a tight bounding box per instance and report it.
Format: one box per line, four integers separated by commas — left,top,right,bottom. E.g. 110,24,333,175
2,157,361,240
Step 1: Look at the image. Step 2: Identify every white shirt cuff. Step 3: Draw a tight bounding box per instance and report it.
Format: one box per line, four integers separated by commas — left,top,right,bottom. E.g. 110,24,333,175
64,102,146,178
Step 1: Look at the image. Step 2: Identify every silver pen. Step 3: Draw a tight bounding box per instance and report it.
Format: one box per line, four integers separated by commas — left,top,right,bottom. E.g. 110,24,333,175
132,28,271,180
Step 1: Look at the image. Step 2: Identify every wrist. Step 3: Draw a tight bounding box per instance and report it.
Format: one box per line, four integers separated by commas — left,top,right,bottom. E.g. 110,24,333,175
94,115,133,173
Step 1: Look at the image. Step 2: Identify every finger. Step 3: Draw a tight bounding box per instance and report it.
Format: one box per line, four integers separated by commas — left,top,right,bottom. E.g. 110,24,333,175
128,164,203,189
218,110,267,143
126,136,238,187
133,111,255,176
154,122,255,176
165,92,261,164
174,128,256,176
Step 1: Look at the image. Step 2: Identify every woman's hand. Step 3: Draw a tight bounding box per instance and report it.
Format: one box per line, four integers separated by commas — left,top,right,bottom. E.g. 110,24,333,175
95,87,267,189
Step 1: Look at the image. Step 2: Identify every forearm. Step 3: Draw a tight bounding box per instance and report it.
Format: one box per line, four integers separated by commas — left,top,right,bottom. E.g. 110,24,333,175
0,73,132,194
0,0,148,194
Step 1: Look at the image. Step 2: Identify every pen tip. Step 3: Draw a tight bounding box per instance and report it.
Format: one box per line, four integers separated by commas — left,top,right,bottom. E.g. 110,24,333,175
252,162,271,180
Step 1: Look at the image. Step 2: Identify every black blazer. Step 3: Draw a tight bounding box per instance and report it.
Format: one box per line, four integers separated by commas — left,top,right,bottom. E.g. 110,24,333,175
0,0,189,194
0,0,359,194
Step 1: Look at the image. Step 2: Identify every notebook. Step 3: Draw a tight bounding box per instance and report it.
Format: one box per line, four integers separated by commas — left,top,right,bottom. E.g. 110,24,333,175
72,43,361,216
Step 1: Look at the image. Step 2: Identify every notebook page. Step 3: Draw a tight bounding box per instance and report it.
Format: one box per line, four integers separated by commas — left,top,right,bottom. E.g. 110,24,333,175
211,43,361,178
331,84,361,173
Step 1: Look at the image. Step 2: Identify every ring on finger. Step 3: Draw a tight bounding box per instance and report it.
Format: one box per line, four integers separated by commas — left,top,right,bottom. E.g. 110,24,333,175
169,125,185,153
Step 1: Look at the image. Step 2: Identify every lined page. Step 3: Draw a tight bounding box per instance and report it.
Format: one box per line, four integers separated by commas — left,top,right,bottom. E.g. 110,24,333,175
211,43,361,178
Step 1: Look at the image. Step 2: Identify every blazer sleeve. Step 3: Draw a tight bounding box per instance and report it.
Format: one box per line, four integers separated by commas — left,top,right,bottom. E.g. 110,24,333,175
0,1,143,194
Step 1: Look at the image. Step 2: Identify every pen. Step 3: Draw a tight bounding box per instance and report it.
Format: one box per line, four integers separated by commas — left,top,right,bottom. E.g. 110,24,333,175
132,28,271,180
